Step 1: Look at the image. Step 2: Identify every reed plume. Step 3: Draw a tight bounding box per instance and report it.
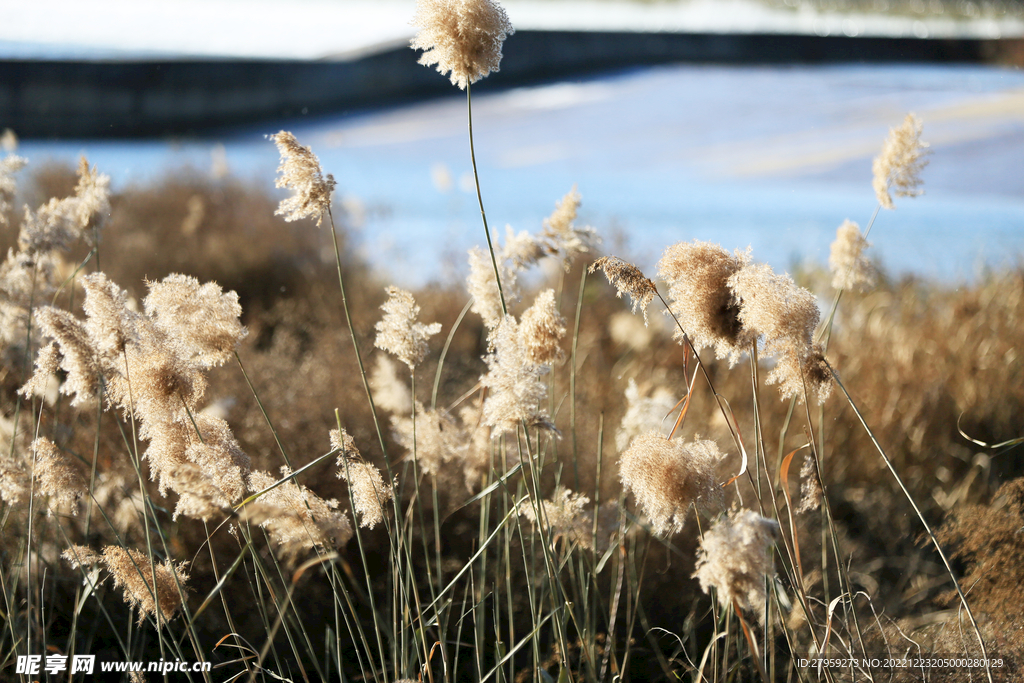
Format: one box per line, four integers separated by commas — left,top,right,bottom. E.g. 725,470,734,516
517,487,593,549
369,355,413,414
615,379,678,452
589,256,657,326
520,289,567,367
100,546,190,626
269,131,336,226
694,508,779,616
873,113,928,210
31,436,86,509
481,316,554,434
247,468,353,556
374,286,442,370
619,431,723,538
0,154,26,226
728,263,831,402
332,428,393,530
411,0,514,89
829,219,877,292
539,186,598,268
658,240,753,362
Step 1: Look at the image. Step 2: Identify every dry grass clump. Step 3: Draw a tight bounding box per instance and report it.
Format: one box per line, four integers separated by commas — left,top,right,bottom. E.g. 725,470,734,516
411,0,514,89
935,478,1024,652
6,101,1024,683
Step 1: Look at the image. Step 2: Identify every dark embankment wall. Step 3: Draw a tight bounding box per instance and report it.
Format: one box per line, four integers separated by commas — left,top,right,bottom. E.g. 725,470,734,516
2,29,1021,139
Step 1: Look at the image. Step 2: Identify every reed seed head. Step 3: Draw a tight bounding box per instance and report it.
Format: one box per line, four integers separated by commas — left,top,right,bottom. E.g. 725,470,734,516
829,220,877,292
518,487,593,549
144,274,247,368
411,0,514,90
540,186,598,268
333,428,394,530
0,154,27,227
270,131,336,226
17,158,108,256
369,354,413,414
467,245,517,330
374,286,442,370
873,113,928,210
101,546,190,626
481,316,554,434
658,240,753,362
589,256,657,326
616,379,679,453
520,289,567,367
0,455,29,506
694,508,780,616
727,262,831,401
0,128,16,153
248,468,353,556
32,436,86,509
34,307,102,406
619,431,723,538
62,545,101,570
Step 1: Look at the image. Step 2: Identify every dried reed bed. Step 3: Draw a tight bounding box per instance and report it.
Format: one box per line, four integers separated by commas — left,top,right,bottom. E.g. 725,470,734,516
1,27,1023,682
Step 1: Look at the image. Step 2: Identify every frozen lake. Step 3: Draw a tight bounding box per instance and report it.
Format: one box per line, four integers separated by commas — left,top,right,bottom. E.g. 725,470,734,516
15,61,1024,286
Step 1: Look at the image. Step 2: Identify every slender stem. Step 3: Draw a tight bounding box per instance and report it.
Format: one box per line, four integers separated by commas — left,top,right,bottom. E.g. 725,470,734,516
467,82,508,319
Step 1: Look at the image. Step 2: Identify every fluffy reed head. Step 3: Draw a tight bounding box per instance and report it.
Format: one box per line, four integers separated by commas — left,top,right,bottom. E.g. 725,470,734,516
727,263,831,402
589,256,657,326
269,131,336,226
411,0,514,90
828,220,877,292
481,317,554,434
333,428,394,530
369,355,413,414
17,157,109,256
0,454,29,506
694,508,780,616
0,154,27,226
520,289,567,367
618,432,723,538
615,379,679,453
247,468,353,556
467,246,516,329
33,307,102,406
872,113,928,210
32,436,86,509
540,186,598,268
658,240,752,362
374,286,442,370
143,274,248,368
518,487,593,549
100,546,190,626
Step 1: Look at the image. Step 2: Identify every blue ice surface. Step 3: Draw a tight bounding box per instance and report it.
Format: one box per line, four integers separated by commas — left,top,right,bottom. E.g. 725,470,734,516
15,62,1024,288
